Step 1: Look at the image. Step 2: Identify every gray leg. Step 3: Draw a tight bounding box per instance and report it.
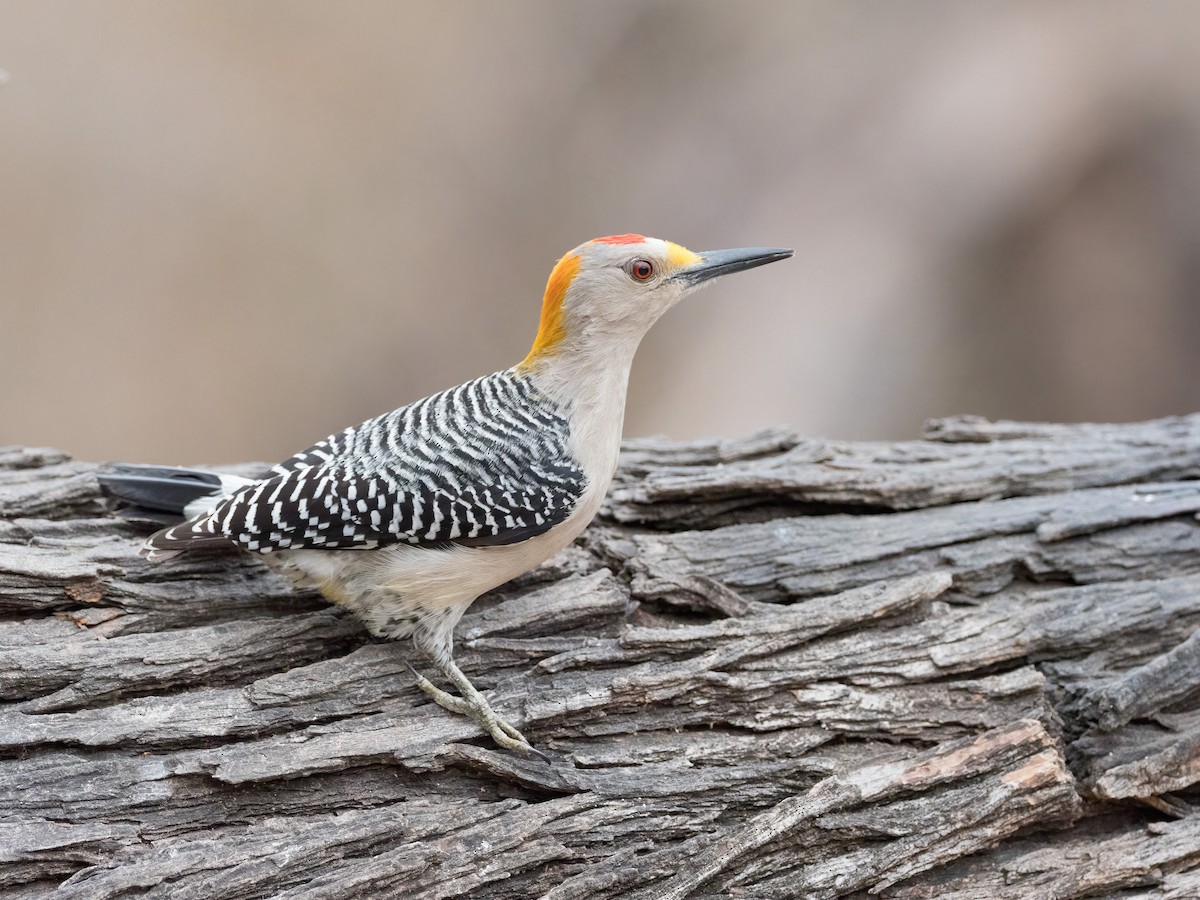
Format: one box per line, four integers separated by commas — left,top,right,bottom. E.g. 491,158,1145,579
410,632,547,761
404,662,473,715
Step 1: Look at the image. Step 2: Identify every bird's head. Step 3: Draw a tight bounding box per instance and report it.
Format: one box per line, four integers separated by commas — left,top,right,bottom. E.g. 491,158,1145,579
519,234,792,372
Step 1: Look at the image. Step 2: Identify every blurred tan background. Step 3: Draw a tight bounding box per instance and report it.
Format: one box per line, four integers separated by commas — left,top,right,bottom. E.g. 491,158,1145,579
3,1,1200,464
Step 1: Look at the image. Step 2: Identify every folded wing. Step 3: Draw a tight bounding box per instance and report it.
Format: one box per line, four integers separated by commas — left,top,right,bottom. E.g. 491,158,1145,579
143,372,586,555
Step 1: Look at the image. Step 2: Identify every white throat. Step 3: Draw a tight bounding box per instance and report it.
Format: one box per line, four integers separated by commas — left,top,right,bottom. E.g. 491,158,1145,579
523,337,640,497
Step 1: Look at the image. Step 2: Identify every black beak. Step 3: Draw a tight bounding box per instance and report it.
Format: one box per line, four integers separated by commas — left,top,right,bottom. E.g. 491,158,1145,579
671,246,793,287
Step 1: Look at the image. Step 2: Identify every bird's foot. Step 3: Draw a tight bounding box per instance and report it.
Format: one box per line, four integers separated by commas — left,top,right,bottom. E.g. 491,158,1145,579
405,662,473,714
405,662,549,763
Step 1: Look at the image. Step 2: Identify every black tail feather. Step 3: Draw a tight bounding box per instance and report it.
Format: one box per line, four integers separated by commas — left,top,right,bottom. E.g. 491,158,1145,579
98,464,223,516
113,506,190,526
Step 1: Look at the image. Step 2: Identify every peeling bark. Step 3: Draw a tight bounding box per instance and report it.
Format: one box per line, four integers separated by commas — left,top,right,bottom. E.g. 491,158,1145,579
2,414,1200,898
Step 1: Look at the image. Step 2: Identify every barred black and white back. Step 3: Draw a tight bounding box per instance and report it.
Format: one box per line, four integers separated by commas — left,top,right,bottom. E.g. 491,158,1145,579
106,370,587,560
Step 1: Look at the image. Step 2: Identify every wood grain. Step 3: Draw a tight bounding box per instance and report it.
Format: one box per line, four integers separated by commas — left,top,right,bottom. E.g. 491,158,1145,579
3,415,1199,898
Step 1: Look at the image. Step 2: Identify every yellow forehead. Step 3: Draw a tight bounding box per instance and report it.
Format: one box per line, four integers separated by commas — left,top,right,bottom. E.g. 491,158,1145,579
666,242,702,269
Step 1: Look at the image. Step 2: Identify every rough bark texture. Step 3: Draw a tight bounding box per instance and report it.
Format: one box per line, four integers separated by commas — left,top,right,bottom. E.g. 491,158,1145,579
3,414,1200,898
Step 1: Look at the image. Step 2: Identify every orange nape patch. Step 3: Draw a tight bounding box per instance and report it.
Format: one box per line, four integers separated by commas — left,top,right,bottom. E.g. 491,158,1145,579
592,234,647,245
519,252,582,370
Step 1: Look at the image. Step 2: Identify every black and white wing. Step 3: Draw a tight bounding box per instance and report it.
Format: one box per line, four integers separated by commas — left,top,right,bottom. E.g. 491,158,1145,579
143,371,586,554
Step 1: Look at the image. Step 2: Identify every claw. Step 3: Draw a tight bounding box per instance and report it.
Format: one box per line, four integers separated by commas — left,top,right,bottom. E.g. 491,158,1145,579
406,658,549,762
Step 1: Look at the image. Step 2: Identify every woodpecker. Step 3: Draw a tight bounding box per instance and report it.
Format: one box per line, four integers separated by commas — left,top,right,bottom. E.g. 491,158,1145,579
99,235,792,755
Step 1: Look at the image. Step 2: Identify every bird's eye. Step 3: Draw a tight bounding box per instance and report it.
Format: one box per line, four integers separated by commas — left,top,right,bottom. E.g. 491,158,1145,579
629,259,655,282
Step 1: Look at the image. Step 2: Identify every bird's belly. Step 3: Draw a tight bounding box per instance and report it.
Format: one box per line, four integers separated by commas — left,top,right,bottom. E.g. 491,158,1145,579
282,490,600,616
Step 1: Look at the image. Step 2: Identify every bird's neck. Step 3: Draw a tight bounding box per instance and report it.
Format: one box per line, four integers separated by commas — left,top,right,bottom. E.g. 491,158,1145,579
519,338,640,485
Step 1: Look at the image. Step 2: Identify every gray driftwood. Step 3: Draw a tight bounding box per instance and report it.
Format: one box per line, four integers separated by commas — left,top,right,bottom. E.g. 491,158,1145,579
3,414,1200,899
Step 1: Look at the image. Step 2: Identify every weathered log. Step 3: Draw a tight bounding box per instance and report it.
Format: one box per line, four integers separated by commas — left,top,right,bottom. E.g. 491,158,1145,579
2,414,1199,898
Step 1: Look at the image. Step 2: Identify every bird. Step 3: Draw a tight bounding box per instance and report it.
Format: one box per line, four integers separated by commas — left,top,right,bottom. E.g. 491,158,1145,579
99,234,792,756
